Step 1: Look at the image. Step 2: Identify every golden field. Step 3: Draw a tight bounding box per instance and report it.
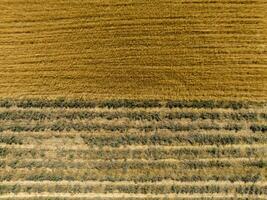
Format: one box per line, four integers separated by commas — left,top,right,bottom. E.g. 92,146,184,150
0,0,267,199
0,0,266,100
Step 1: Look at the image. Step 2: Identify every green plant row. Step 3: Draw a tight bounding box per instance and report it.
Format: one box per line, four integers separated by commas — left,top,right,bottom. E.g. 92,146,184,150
0,183,266,195
0,99,256,109
0,159,182,170
0,135,23,145
1,146,264,160
0,122,250,133
183,159,267,169
2,121,265,133
0,110,263,121
0,167,264,183
81,133,266,147
250,124,267,133
1,158,266,170
0,132,265,146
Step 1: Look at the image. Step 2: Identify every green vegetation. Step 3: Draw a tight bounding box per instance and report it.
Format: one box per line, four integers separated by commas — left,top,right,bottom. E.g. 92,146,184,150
0,110,263,121
0,99,261,109
0,182,266,195
0,99,266,199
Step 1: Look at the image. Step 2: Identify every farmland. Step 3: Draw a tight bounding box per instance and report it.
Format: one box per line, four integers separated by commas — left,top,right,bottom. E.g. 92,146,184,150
0,99,266,199
0,0,266,100
0,0,267,199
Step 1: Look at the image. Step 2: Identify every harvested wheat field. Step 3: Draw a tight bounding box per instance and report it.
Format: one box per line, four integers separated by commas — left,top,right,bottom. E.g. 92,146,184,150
0,0,267,200
0,0,267,100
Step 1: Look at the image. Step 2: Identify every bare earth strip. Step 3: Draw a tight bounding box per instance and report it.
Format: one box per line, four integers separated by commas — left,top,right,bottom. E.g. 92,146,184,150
1,180,267,186
1,143,266,151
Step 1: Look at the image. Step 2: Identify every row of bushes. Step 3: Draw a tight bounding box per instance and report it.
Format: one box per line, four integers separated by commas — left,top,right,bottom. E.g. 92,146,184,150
0,168,262,183
0,183,266,195
0,110,262,121
0,111,48,120
1,146,264,161
81,133,265,147
165,100,251,110
183,159,267,169
0,99,257,109
250,124,267,133
0,159,180,170
0,131,264,146
0,135,23,145
0,99,161,108
1,158,266,170
167,112,260,121
0,122,246,133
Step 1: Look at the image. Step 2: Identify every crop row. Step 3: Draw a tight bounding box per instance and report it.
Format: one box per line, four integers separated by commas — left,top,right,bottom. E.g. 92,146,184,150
0,99,257,109
0,122,265,133
0,168,264,182
0,182,266,195
0,132,266,146
81,132,267,147
0,110,265,121
1,145,265,160
0,158,266,170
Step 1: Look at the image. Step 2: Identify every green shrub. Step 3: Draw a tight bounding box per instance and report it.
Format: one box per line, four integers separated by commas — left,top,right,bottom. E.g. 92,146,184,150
166,100,248,109
0,100,12,108
0,135,22,145
183,160,231,169
98,100,162,108
224,124,243,132
250,124,267,133
245,159,267,168
26,173,63,181
15,99,96,108
0,147,7,156
260,113,267,120
82,132,264,147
